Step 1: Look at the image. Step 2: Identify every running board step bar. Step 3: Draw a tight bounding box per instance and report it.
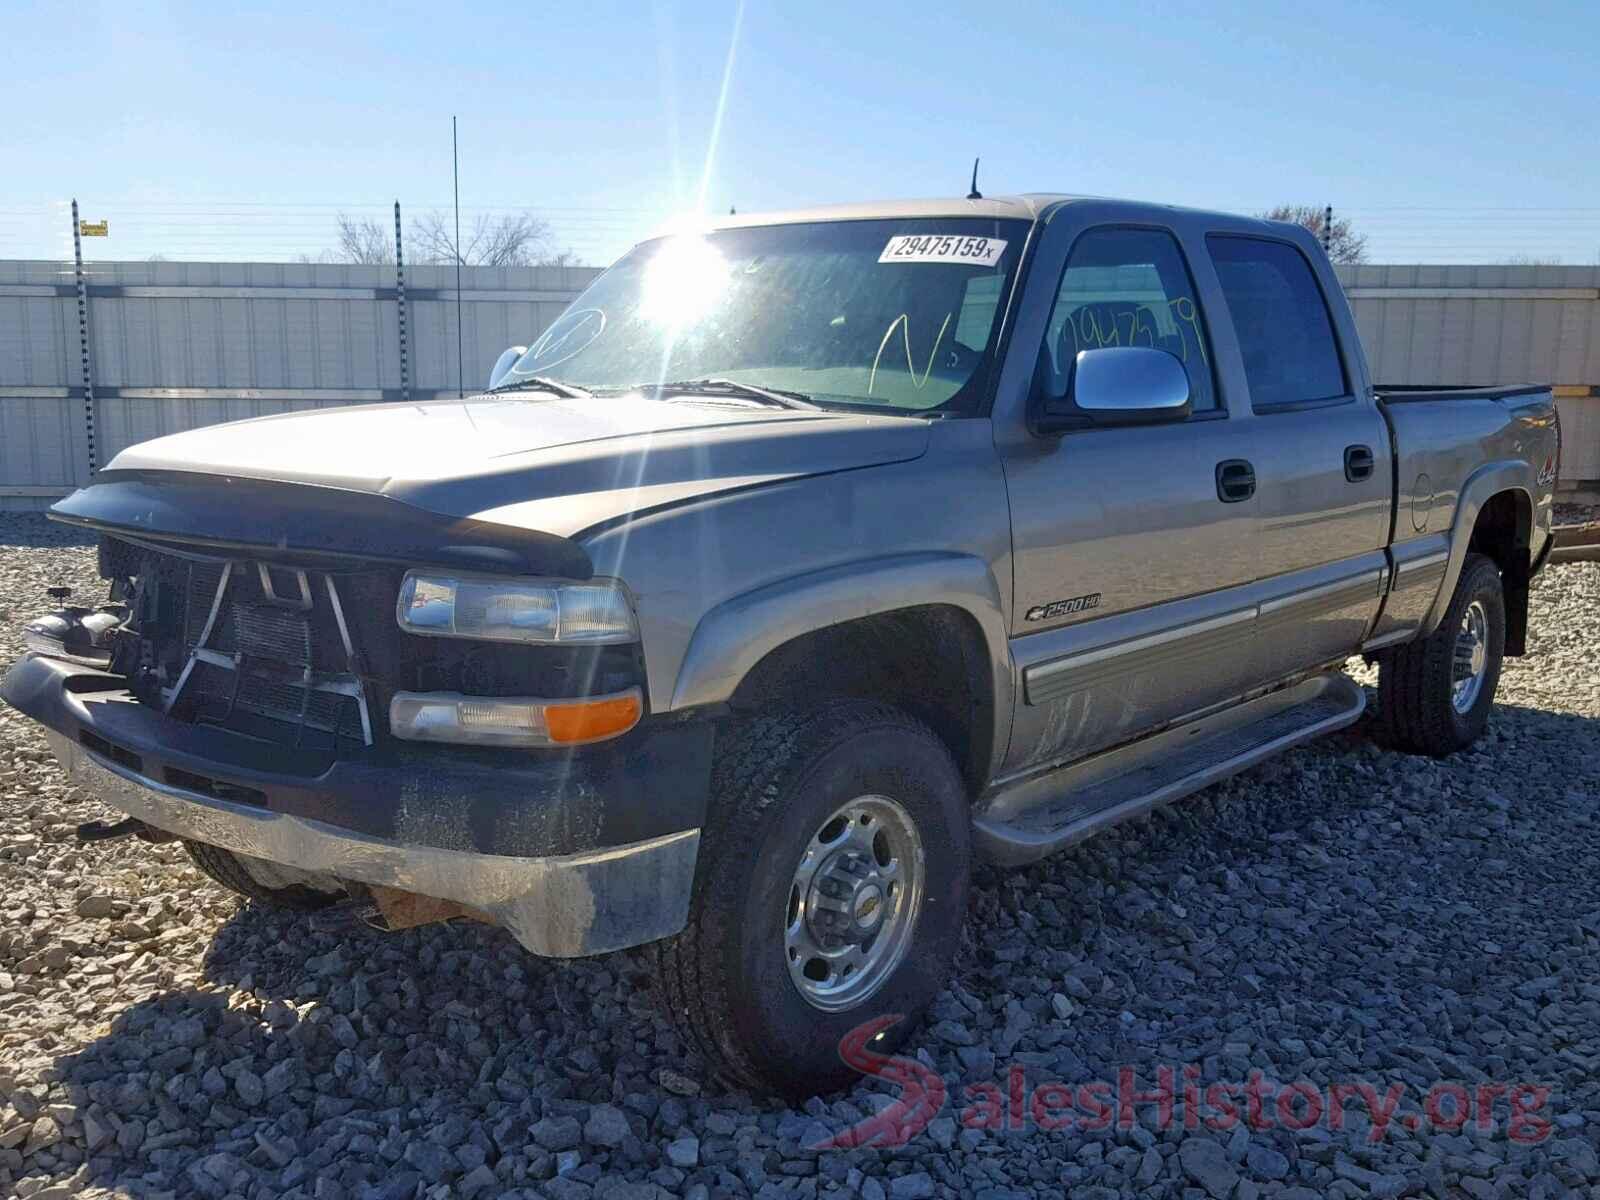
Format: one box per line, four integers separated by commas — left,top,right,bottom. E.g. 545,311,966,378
974,673,1366,867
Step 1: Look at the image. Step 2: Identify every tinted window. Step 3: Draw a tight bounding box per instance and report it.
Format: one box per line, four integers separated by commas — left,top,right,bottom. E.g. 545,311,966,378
1207,236,1346,408
1041,228,1216,412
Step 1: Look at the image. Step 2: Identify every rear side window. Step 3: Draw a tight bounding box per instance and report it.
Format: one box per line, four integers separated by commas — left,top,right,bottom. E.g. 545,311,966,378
1207,236,1346,409
1042,228,1217,411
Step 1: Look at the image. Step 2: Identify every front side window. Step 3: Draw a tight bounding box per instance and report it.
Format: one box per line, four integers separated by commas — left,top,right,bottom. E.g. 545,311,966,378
1207,236,1347,409
1040,227,1217,411
499,217,1029,415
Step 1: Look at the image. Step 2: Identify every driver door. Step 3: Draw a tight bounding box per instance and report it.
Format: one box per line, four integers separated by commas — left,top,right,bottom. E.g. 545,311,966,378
998,225,1263,775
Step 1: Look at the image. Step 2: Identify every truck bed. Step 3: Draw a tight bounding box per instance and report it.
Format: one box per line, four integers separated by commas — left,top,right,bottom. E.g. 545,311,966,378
1376,384,1551,405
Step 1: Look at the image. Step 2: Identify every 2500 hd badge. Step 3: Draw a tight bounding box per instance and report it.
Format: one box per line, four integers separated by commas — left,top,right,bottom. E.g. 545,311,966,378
1026,593,1103,621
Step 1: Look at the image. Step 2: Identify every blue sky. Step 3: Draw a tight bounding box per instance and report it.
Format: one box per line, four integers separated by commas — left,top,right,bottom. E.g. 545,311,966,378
4,0,1597,264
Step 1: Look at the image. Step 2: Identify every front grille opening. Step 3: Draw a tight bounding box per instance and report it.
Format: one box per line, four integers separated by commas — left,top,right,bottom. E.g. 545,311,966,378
187,661,367,753
105,535,647,763
118,541,378,758
78,729,143,772
164,766,268,807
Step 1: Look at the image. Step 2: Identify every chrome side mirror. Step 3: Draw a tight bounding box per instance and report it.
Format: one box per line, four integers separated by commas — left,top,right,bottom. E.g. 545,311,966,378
1033,346,1191,435
488,346,527,391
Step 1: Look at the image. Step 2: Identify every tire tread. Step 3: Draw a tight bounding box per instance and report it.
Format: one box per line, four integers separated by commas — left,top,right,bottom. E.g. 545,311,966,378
1377,552,1503,757
653,702,957,1094
182,840,341,911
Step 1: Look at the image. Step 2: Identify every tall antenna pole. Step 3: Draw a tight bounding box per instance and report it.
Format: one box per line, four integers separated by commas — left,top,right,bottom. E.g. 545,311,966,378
453,116,464,399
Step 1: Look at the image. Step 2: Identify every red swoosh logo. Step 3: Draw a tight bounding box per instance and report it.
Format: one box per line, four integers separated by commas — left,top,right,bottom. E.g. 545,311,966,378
810,1015,947,1150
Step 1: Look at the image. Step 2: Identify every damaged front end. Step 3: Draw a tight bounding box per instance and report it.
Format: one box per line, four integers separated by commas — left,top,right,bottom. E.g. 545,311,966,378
93,534,385,757
3,472,712,957
23,587,125,669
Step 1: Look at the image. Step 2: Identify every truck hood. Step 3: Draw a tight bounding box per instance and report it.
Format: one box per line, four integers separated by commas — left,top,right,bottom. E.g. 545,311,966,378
103,392,931,538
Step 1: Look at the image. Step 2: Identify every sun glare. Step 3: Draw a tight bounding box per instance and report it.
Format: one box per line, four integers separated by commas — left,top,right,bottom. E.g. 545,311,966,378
640,234,730,329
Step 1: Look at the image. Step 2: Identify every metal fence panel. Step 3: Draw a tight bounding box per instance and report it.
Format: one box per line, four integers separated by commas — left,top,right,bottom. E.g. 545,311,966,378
1338,264,1600,382
1561,398,1600,484
1336,264,1600,483
0,296,70,386
3,259,1597,505
0,391,80,499
0,259,599,506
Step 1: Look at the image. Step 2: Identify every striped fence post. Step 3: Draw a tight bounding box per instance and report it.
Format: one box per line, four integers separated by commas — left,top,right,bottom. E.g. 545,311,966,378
70,199,98,477
395,201,409,403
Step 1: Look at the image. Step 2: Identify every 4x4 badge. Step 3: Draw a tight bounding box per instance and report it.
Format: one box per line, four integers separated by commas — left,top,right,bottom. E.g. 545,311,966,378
1025,593,1102,621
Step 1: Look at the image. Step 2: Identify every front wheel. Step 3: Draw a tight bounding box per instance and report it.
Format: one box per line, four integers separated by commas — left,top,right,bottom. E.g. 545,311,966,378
654,701,971,1098
1377,551,1506,756
183,840,347,910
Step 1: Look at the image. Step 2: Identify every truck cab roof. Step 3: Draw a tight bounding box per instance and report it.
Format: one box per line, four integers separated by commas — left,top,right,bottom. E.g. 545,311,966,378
678,194,1311,245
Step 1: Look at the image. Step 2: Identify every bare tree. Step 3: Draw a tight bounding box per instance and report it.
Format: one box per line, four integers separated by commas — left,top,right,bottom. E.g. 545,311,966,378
409,210,556,267
334,213,394,265
1261,205,1369,264
1500,255,1563,266
321,209,577,267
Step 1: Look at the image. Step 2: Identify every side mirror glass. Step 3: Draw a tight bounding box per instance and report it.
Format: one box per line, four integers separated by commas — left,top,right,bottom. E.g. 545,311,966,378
1033,346,1192,435
488,346,527,391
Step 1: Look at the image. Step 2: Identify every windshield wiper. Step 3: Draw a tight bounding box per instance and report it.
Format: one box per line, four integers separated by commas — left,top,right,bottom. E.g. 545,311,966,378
647,378,819,411
488,375,591,399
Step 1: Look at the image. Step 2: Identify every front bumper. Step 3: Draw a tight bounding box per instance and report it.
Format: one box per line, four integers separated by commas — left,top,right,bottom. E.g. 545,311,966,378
4,654,710,957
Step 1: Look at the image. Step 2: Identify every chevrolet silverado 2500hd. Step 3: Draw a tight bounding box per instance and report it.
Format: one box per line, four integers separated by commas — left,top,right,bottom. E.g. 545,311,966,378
2,196,1560,1096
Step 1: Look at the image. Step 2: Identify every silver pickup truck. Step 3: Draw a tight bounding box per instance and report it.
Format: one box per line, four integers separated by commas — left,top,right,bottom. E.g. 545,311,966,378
3,195,1560,1096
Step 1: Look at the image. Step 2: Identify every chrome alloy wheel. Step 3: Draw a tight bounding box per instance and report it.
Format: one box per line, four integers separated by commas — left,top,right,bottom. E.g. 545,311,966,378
784,794,926,1012
1452,599,1490,714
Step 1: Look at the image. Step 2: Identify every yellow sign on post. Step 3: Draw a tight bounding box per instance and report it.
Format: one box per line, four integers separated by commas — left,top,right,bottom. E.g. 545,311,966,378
79,220,108,237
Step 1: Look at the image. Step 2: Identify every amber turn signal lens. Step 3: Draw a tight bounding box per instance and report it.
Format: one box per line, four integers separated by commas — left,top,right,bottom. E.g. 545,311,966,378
390,688,643,748
543,690,643,745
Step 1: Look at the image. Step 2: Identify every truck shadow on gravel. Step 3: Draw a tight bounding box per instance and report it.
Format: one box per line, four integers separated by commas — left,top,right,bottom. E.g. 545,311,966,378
33,699,1600,1198
41,906,688,1200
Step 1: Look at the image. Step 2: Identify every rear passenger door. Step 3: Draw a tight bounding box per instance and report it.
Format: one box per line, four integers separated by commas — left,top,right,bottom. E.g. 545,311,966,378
1204,234,1392,681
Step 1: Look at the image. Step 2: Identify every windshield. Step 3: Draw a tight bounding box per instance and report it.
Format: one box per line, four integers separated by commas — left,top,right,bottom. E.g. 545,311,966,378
500,217,1030,415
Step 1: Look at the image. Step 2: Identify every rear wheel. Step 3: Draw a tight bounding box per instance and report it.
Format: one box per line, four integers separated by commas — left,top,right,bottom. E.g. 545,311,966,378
1377,551,1505,756
182,840,347,910
654,701,970,1098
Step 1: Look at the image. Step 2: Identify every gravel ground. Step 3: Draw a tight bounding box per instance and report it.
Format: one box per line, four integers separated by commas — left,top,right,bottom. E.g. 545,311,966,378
2,512,1599,1200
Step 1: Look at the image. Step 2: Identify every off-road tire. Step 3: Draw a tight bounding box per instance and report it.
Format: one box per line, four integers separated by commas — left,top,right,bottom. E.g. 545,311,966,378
182,840,344,910
654,701,971,1098
1377,551,1505,756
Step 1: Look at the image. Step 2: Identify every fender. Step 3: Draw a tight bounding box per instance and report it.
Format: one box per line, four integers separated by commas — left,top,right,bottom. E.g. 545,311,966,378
668,553,1015,778
1419,460,1534,637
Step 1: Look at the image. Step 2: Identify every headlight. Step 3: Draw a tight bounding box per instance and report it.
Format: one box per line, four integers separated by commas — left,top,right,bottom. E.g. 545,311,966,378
390,688,643,747
396,571,637,644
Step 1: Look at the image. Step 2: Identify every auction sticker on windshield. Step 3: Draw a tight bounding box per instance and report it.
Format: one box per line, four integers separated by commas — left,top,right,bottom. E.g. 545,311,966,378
878,234,1008,267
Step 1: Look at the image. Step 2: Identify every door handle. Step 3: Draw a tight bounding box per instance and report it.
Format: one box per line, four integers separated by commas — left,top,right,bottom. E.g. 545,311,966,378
1215,459,1255,503
1344,444,1376,482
